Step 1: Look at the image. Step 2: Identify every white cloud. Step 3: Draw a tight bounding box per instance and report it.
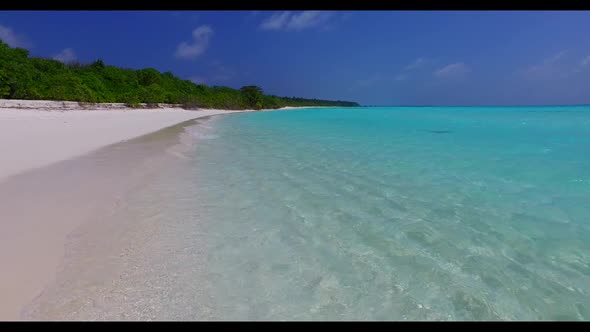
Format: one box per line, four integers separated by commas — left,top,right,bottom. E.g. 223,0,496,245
175,25,213,60
0,24,31,48
580,55,590,67
189,76,206,84
404,57,428,71
522,51,568,78
260,12,291,30
287,11,331,30
260,11,333,31
548,51,567,63
434,63,471,78
392,57,431,81
53,48,76,63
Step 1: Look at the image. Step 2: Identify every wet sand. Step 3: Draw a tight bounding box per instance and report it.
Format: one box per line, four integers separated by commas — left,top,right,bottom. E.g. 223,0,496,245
0,107,240,320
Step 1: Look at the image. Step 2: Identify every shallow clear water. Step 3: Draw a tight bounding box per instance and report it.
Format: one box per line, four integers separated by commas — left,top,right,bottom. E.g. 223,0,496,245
183,106,590,320
27,106,590,320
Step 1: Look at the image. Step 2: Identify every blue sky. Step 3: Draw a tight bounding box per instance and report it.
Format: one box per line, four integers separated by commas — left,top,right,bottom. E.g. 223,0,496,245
1,10,590,106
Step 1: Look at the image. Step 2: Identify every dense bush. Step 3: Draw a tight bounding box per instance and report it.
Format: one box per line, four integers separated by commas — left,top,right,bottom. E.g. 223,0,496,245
0,40,359,109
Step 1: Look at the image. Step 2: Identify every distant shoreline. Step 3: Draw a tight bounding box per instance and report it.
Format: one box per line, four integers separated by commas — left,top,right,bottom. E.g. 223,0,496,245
0,99,333,112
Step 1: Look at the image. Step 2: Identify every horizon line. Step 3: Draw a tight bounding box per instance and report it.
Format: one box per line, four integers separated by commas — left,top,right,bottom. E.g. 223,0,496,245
358,104,590,107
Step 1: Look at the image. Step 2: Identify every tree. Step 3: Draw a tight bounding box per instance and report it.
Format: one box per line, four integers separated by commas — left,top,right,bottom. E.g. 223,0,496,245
89,59,105,71
12,48,29,59
0,41,360,108
137,68,160,86
140,84,165,103
0,68,9,98
240,85,264,109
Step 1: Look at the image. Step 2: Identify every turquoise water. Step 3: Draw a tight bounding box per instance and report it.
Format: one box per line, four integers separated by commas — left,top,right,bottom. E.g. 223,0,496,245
181,106,590,320
28,106,590,320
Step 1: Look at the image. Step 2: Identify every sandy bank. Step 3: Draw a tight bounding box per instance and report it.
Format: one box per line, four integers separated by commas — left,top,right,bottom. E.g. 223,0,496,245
0,100,249,182
0,100,251,320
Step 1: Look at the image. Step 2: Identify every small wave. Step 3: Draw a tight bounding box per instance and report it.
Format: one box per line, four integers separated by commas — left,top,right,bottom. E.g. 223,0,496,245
184,121,220,141
165,149,190,160
190,133,219,140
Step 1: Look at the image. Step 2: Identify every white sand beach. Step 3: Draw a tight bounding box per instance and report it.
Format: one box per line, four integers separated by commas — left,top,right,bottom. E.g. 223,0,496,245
0,101,247,182
0,100,249,320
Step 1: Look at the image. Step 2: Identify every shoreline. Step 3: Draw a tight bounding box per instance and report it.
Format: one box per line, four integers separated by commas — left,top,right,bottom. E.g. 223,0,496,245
0,109,219,320
0,100,318,320
0,99,253,182
0,99,319,182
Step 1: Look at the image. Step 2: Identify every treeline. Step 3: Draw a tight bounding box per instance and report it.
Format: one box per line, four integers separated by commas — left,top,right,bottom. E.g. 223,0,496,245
0,40,359,110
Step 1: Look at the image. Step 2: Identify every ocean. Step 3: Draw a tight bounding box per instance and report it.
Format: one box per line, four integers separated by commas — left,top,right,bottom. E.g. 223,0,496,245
25,106,590,320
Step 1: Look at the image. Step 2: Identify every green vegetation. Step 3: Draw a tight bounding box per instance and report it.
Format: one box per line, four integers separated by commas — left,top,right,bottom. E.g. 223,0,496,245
0,40,359,110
